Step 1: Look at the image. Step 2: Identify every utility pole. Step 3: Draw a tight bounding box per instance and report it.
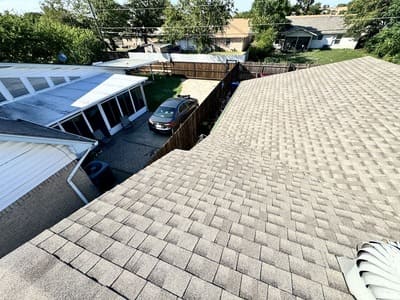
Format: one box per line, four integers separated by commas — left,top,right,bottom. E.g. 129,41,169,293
87,0,105,42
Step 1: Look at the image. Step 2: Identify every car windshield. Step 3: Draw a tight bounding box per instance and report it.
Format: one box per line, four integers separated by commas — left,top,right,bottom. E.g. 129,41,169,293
153,106,175,118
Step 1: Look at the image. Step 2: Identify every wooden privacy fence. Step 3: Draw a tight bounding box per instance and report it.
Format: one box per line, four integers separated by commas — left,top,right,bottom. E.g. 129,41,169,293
137,62,237,80
239,62,297,80
149,63,240,163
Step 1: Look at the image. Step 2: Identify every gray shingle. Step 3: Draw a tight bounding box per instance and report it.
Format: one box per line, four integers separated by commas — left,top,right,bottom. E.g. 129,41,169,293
128,230,148,248
137,282,177,300
159,243,192,269
71,250,101,273
59,222,90,242
240,274,269,300
51,218,74,234
184,277,222,300
220,247,239,269
261,263,292,294
186,253,219,282
237,253,262,280
29,230,53,246
87,258,123,286
38,234,68,254
193,238,223,263
101,241,136,267
112,225,137,244
148,261,192,297
292,274,324,299
125,251,158,279
214,265,242,296
92,218,122,237
77,230,114,255
112,270,146,299
138,235,167,257
54,241,84,263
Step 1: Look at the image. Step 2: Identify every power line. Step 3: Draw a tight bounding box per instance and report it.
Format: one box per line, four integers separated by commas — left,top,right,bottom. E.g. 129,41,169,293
96,15,400,31
95,5,216,12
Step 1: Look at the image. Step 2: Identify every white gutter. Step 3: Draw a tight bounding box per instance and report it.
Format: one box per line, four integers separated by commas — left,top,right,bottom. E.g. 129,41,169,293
67,142,98,205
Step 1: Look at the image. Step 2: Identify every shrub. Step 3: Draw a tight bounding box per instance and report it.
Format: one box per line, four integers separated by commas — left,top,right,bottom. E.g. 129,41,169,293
366,24,400,63
248,28,277,61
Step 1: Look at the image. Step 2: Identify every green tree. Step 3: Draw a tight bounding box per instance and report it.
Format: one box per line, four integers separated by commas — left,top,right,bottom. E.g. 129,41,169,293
295,0,314,14
345,0,400,62
125,0,168,44
250,0,291,33
234,11,252,18
163,0,234,52
308,2,322,14
40,0,89,28
41,0,129,50
366,24,400,63
248,27,276,60
345,0,400,38
0,13,103,64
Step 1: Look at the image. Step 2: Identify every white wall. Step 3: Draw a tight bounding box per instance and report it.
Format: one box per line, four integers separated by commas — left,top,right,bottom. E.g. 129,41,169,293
128,52,247,63
331,37,358,49
0,141,76,211
310,35,357,49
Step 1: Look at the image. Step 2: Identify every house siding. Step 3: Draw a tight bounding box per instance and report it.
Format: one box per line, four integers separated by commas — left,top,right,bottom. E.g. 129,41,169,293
310,35,358,49
0,161,98,257
0,141,77,210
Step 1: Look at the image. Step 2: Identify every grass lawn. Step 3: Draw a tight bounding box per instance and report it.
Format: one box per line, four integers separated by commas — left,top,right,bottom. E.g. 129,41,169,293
265,49,369,65
144,74,184,111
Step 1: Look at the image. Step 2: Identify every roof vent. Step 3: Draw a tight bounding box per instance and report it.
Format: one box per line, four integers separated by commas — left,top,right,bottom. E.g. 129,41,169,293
338,241,400,300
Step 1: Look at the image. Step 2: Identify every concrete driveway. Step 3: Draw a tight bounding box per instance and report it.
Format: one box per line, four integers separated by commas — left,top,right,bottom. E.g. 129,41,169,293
93,79,219,185
95,112,169,183
180,79,219,104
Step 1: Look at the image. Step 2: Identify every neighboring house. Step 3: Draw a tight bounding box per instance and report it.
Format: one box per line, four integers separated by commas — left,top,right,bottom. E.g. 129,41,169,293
212,18,254,52
0,63,149,138
329,5,348,15
282,15,358,51
0,118,98,257
178,18,254,52
1,57,400,299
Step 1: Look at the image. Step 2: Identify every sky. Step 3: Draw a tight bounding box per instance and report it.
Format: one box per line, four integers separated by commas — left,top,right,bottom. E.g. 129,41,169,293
0,0,349,14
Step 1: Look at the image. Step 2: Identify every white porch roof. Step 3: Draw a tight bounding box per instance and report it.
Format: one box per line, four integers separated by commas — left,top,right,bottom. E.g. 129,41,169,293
93,58,158,70
0,73,147,126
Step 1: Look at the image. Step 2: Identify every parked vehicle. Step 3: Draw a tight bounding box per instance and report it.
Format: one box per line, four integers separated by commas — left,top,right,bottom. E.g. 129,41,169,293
148,95,198,134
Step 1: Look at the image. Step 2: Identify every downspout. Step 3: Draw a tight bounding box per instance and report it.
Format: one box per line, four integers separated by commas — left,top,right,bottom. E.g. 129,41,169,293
67,142,97,205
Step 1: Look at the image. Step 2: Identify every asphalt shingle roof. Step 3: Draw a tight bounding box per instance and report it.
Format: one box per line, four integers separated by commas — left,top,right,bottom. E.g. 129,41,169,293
0,57,399,299
287,15,348,34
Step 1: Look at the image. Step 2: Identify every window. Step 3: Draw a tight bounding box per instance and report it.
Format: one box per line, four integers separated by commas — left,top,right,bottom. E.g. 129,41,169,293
69,76,80,81
101,98,121,128
0,78,29,98
130,87,145,111
225,39,231,46
84,105,108,134
117,91,136,116
28,77,49,91
0,91,6,102
50,76,66,85
52,124,62,131
334,34,343,44
61,114,92,138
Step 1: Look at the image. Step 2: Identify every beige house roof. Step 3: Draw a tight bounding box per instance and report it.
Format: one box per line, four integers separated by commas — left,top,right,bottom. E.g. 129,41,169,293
214,18,253,38
1,57,400,299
